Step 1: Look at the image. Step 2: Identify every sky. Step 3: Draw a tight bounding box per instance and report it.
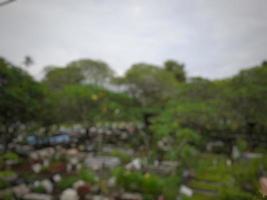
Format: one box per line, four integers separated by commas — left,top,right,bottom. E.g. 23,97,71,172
0,0,267,79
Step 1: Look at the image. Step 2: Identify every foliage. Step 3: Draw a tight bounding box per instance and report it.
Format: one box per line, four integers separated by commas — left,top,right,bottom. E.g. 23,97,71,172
57,176,79,190
79,168,97,183
0,58,44,143
0,170,16,178
164,60,186,82
32,185,46,193
43,58,114,89
113,168,163,198
2,152,20,161
121,63,179,106
109,150,131,163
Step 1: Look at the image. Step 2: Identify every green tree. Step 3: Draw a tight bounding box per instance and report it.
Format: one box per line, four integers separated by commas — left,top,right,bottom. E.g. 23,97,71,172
67,59,114,86
0,58,44,147
164,60,186,82
43,65,83,90
228,63,267,140
122,63,178,106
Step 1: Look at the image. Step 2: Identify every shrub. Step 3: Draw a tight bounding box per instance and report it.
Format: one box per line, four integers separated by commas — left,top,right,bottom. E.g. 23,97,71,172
57,176,79,190
3,152,20,161
113,167,164,198
79,168,96,183
0,170,16,179
110,150,131,163
142,173,163,196
33,185,46,193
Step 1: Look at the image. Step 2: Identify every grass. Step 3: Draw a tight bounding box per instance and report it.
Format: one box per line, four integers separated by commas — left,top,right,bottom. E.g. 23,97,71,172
113,167,181,200
188,180,221,191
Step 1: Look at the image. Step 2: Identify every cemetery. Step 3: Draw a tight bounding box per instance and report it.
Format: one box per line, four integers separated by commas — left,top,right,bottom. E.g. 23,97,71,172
1,56,267,200
0,122,266,200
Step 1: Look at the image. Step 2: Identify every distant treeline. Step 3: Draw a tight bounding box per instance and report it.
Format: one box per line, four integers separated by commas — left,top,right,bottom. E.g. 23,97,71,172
0,57,267,150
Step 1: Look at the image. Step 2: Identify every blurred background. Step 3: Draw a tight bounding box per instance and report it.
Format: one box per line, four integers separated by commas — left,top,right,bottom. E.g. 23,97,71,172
0,1,267,200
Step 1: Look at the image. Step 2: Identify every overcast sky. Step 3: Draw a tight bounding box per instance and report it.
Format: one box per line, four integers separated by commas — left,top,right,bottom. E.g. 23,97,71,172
0,0,267,79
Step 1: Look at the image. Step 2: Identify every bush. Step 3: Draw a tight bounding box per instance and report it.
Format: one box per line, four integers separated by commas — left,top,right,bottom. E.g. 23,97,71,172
142,173,163,196
110,150,131,163
0,170,16,179
32,185,46,193
79,168,97,183
57,176,79,190
3,152,20,161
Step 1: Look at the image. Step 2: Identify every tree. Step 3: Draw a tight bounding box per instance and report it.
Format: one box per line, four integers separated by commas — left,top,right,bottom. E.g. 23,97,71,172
45,84,141,132
0,58,44,147
164,60,186,82
67,59,114,86
122,63,178,106
43,65,83,90
228,63,267,140
43,59,114,90
23,55,34,67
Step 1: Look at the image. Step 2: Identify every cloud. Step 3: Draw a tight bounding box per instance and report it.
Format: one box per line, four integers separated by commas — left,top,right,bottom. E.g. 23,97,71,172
0,0,266,79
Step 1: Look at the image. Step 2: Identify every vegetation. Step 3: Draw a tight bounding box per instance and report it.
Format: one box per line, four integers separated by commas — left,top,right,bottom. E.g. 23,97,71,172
0,56,267,199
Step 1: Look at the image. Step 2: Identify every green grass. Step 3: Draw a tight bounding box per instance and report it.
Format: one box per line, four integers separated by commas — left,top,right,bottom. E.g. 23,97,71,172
188,180,221,191
113,167,181,200
188,153,267,200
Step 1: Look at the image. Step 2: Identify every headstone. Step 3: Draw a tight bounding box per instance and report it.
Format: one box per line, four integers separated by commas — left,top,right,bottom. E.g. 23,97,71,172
89,195,110,200
121,193,143,200
33,181,41,188
40,179,53,194
243,152,263,159
13,184,30,197
179,185,193,197
232,146,240,160
66,149,79,156
43,159,50,168
73,180,86,189
125,158,142,171
30,152,40,160
22,193,53,200
69,157,79,165
84,156,120,170
107,177,116,188
206,141,224,152
76,163,82,171
226,159,232,166
66,163,72,173
32,163,42,173
60,189,79,200
52,174,61,183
